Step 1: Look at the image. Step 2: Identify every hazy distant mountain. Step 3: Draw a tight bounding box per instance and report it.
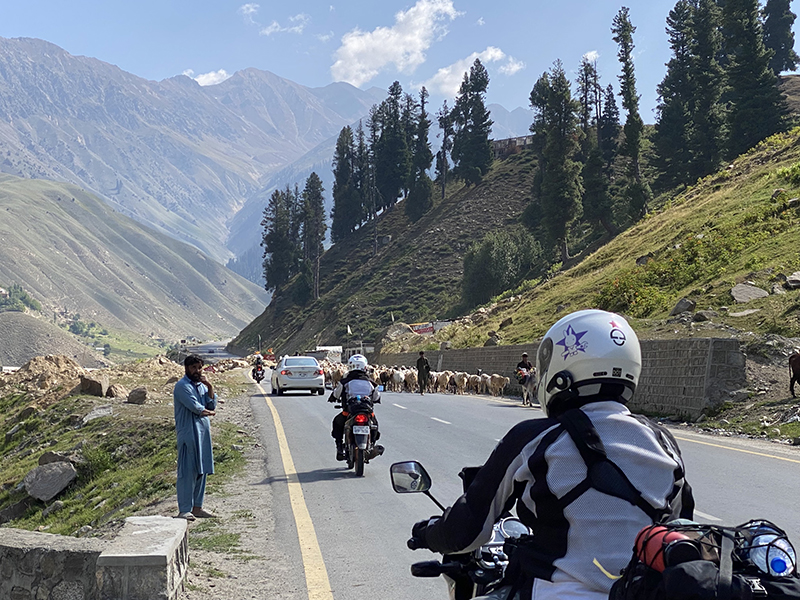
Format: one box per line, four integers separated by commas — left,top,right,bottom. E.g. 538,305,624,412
0,37,383,263
488,104,533,139
0,174,270,340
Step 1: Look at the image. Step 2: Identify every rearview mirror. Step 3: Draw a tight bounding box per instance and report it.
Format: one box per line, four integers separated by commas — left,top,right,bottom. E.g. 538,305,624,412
390,461,432,494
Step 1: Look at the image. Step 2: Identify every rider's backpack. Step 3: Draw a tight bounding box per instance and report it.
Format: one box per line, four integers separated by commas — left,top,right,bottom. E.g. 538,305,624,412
609,520,800,600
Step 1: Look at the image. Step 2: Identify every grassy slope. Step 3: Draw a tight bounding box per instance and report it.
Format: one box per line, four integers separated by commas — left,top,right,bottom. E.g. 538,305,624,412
0,174,270,341
230,151,539,354
392,128,800,351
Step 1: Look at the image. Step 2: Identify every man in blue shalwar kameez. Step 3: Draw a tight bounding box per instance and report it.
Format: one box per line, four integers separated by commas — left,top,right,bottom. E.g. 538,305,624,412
173,354,217,520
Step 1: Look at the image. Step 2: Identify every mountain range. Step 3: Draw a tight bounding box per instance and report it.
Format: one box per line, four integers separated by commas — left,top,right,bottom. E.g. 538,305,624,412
0,36,385,264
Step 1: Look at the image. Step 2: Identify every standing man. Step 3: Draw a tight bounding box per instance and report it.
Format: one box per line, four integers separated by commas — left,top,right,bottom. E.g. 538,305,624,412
173,355,217,521
416,351,431,395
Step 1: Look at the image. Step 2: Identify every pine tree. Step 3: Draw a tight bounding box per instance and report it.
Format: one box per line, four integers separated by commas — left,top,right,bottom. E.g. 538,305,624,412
374,82,410,210
261,186,302,291
582,134,617,236
406,87,434,222
688,0,727,180
612,6,653,217
653,0,694,188
763,0,800,75
330,126,360,243
577,56,599,136
723,0,788,157
301,172,326,300
435,100,453,200
529,61,583,263
598,84,621,167
451,59,494,186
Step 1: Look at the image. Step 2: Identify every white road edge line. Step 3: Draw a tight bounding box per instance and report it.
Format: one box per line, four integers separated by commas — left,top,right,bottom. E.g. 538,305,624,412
393,403,407,409
431,417,451,424
693,509,722,522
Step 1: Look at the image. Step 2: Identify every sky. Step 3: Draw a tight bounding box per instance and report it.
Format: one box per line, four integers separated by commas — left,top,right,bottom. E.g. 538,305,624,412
3,0,800,124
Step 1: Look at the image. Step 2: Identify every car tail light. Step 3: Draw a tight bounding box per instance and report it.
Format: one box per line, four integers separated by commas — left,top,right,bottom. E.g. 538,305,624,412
317,369,324,375
281,369,292,376
354,414,369,425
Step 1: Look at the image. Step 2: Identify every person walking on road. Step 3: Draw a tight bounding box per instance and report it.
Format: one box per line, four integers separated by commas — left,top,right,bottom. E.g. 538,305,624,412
173,354,218,521
416,351,431,395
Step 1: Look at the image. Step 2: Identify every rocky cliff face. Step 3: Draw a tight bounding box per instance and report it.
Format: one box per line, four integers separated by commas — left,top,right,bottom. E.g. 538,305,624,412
0,37,381,263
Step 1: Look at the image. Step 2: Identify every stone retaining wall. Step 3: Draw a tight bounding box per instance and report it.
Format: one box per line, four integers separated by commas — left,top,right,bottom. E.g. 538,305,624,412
375,338,746,419
0,516,188,600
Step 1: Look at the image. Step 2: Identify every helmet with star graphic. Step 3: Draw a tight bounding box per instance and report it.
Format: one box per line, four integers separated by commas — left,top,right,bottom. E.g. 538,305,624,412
536,309,641,416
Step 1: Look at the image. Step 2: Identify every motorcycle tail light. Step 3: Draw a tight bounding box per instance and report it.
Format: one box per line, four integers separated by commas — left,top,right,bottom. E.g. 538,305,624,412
354,414,369,425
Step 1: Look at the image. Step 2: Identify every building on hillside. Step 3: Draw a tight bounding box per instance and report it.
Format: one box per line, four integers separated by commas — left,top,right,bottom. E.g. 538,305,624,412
0,287,8,299
491,135,534,160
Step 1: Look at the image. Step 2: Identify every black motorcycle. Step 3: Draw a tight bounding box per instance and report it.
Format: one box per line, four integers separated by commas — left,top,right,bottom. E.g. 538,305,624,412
390,461,531,600
252,365,265,383
336,395,383,477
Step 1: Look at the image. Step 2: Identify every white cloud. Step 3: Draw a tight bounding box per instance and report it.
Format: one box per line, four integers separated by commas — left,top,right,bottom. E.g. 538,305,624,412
583,50,600,62
183,69,232,86
331,0,462,87
317,31,335,42
499,57,525,75
239,3,260,25
260,13,310,35
477,17,485,26
421,46,523,96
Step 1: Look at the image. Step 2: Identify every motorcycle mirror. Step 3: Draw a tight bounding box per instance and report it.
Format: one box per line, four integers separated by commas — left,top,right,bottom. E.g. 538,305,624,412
390,461,447,511
390,461,432,494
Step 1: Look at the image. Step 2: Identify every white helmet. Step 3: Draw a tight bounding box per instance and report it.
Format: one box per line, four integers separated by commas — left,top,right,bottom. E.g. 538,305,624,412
536,309,641,416
348,354,368,371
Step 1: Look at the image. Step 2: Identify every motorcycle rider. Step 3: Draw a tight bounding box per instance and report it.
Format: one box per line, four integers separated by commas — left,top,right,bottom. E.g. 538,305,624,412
328,354,381,461
515,351,534,385
409,310,694,600
251,353,264,381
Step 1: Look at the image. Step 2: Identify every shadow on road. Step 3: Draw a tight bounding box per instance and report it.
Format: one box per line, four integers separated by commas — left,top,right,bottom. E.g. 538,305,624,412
255,467,359,486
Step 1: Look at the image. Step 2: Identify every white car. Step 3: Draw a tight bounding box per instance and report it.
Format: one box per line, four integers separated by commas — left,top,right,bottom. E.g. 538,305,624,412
271,356,325,395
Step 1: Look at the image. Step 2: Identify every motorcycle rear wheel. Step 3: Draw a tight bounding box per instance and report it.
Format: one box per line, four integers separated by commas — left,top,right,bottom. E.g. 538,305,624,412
354,448,365,477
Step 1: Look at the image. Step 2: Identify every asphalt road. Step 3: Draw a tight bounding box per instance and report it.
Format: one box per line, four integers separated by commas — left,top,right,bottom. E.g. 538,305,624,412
248,376,800,600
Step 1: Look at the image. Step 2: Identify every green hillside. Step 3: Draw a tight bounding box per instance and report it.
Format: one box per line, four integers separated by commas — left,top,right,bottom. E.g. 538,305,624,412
230,151,538,354
233,126,800,355
0,175,270,342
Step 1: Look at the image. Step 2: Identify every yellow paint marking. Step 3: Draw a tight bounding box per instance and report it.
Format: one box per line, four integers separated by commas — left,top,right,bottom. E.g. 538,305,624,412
674,435,800,464
258,383,334,600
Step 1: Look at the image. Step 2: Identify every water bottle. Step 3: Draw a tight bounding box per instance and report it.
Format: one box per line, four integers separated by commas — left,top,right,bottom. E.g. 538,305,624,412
748,533,796,577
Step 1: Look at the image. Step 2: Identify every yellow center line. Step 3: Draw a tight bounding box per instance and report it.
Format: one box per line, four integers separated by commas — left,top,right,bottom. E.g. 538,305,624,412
674,435,800,464
257,383,334,600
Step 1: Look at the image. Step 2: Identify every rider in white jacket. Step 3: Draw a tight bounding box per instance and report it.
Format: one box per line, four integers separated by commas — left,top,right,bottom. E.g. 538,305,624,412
410,310,695,600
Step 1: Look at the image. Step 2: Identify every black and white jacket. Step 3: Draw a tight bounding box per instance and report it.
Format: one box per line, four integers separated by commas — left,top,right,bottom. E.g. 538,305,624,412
423,401,694,599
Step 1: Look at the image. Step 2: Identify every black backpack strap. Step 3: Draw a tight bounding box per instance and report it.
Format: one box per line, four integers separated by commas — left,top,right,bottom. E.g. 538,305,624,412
557,409,667,522
718,531,734,600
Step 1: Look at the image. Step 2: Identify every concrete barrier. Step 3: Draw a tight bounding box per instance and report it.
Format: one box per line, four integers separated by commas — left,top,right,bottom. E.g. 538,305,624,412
376,338,746,420
0,516,188,600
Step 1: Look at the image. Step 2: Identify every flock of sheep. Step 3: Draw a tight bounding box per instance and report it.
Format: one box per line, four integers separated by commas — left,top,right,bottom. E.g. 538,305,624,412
320,360,538,405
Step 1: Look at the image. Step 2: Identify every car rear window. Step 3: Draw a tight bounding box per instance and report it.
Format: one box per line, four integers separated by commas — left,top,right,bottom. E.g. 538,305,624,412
285,357,319,367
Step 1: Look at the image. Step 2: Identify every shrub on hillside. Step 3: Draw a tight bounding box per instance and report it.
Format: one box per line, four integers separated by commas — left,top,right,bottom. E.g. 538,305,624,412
462,228,543,307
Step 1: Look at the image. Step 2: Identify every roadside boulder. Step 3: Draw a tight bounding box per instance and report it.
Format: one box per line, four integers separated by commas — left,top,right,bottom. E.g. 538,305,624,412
731,283,768,303
786,271,800,289
693,310,718,322
80,373,109,397
126,386,148,405
23,462,77,502
38,451,72,466
499,317,513,329
106,383,129,398
670,298,696,316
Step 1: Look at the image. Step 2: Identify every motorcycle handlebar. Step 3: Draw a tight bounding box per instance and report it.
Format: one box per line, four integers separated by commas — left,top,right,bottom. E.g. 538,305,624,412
407,537,425,550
